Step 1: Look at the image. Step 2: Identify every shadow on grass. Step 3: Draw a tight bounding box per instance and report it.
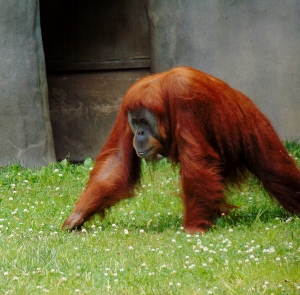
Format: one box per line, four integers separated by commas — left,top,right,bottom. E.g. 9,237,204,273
83,213,184,234
80,206,297,234
215,206,294,229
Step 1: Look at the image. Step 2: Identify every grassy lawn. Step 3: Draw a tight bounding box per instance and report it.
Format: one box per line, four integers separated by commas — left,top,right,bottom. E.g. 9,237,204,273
0,143,299,294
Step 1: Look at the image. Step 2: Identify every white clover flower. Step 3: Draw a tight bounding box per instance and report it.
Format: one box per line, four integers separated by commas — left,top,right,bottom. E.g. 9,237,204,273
269,247,275,253
285,217,293,223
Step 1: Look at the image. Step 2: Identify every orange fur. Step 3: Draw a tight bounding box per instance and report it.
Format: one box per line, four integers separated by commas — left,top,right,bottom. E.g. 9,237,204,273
63,66,300,232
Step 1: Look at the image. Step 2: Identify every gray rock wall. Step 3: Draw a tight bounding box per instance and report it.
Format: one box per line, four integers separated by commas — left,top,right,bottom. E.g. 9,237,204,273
0,0,55,166
147,0,300,140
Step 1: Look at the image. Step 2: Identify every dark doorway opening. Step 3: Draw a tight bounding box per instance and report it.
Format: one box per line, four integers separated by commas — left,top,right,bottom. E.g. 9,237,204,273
40,0,151,161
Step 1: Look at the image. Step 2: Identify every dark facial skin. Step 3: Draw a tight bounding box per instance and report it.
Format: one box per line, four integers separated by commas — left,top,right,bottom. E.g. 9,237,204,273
128,109,167,159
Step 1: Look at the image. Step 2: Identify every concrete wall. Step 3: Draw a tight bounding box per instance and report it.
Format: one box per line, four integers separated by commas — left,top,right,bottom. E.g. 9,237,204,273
147,0,300,140
0,0,56,166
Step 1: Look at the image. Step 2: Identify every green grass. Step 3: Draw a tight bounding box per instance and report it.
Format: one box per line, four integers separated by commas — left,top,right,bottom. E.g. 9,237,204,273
0,144,299,295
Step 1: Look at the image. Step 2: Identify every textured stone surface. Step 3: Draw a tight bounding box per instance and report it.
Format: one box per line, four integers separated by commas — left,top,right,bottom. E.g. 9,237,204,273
48,70,149,161
0,0,55,167
147,0,300,140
